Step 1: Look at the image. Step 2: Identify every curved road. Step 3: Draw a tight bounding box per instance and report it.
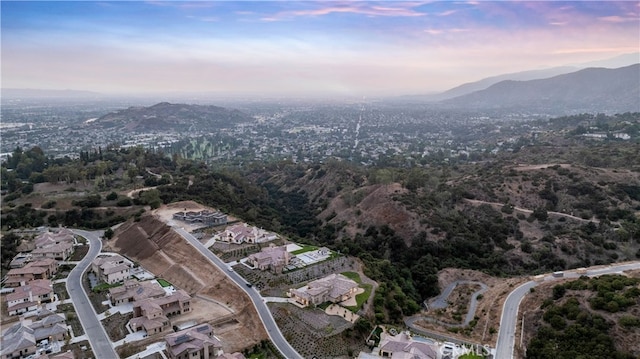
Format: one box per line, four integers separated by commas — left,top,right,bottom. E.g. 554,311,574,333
426,280,488,327
496,261,640,359
67,229,119,359
172,227,303,359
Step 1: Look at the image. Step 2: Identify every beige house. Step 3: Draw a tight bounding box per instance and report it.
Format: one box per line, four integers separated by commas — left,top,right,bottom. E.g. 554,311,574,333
215,223,277,244
31,243,73,261
91,254,131,284
246,245,291,273
0,325,36,359
34,229,75,249
5,279,54,316
108,279,166,305
27,309,68,343
217,354,246,359
290,274,358,307
0,309,67,359
34,352,76,359
377,332,438,359
130,290,191,334
5,258,58,287
165,324,222,359
9,253,32,269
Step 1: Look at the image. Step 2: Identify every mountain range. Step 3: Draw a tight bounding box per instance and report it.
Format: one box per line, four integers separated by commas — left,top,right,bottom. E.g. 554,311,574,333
440,63,640,113
427,52,639,101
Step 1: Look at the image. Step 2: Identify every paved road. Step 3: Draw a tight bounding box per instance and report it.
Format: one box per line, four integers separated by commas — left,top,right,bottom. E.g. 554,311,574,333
173,227,303,359
68,229,119,359
496,261,640,359
427,280,488,327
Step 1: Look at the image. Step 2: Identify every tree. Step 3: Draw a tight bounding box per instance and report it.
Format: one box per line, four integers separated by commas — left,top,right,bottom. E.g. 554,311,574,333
105,191,118,201
103,228,114,239
532,207,548,221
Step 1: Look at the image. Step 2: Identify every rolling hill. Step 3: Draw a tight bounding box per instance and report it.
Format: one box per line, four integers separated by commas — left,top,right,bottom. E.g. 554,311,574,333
90,102,254,131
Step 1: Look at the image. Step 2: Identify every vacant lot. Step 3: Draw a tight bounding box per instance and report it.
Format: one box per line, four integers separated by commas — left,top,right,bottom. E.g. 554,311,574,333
412,268,527,346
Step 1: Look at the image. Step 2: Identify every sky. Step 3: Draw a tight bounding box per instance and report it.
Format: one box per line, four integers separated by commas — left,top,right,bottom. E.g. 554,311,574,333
2,1,639,98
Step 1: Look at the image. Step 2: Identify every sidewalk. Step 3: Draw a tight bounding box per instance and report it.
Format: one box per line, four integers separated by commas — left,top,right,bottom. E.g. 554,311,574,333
113,331,148,348
124,341,167,359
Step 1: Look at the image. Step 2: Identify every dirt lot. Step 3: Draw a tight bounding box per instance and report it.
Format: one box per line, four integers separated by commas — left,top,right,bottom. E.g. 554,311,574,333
153,200,238,232
104,203,268,353
412,268,528,346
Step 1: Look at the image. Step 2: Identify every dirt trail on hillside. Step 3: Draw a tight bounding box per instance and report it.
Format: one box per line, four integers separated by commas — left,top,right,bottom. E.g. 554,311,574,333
104,214,268,352
464,198,599,223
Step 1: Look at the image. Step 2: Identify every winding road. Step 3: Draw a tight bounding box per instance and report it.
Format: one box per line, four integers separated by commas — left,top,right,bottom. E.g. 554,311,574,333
172,226,303,359
495,261,640,359
67,229,119,359
405,280,489,349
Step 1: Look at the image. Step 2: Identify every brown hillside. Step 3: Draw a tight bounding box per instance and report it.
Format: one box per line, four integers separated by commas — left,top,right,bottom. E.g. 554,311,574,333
105,215,268,351
320,183,420,243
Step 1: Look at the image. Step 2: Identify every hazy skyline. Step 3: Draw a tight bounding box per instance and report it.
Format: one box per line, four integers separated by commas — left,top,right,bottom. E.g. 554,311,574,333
2,1,639,97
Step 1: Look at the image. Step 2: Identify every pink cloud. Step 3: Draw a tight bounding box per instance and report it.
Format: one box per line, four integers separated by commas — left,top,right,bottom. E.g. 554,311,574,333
553,47,640,55
599,15,639,23
437,10,457,17
261,3,426,21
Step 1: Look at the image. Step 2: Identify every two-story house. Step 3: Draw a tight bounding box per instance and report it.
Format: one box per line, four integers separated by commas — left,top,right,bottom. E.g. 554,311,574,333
91,254,132,284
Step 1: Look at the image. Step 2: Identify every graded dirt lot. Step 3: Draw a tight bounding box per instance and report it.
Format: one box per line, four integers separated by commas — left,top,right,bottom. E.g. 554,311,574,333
411,268,527,346
153,201,238,232
104,207,267,353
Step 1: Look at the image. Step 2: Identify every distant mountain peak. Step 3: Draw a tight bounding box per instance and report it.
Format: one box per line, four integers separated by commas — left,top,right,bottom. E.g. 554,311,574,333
440,64,640,114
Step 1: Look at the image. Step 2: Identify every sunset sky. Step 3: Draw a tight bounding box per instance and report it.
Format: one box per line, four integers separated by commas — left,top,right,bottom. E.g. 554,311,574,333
2,1,639,97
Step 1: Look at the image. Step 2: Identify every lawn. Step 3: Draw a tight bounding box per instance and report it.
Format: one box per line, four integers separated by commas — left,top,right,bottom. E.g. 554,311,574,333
346,283,372,312
459,354,485,359
341,272,372,312
340,271,362,283
157,278,172,287
290,244,318,255
92,282,121,293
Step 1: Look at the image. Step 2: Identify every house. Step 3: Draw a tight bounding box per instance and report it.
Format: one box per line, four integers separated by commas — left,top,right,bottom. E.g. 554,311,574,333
246,245,291,273
0,309,73,359
91,254,132,284
290,274,358,307
130,290,191,334
0,324,36,359
129,302,170,335
217,354,246,359
34,230,74,249
28,309,68,342
215,223,276,245
5,258,59,287
172,210,227,226
9,253,32,269
164,324,222,359
108,279,166,305
377,332,438,359
4,279,54,316
31,243,73,261
33,351,75,359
